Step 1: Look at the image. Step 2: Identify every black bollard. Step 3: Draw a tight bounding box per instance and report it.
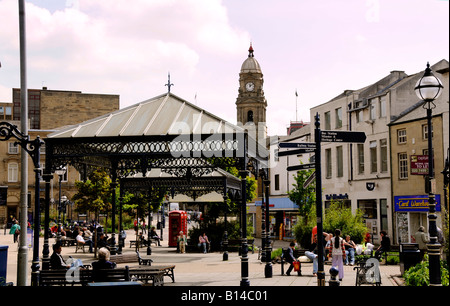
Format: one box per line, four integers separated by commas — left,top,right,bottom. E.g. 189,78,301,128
329,266,340,286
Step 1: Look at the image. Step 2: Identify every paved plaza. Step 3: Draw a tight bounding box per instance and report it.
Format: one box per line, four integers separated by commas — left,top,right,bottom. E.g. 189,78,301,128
1,225,405,287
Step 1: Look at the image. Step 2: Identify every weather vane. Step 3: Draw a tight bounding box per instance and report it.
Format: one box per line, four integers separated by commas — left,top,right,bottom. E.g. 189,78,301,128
165,72,174,93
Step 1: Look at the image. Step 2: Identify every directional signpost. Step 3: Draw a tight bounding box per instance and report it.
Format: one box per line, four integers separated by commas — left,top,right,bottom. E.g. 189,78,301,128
278,117,367,287
321,130,367,143
286,163,315,172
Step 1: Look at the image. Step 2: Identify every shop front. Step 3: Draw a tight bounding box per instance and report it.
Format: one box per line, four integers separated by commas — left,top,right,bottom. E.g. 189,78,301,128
394,194,442,244
254,197,300,241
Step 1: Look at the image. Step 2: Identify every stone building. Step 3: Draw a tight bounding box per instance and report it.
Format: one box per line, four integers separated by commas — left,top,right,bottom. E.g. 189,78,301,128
0,88,119,226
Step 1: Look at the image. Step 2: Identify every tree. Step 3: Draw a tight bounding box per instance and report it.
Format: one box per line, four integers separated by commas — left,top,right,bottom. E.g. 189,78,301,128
288,168,316,220
72,168,112,222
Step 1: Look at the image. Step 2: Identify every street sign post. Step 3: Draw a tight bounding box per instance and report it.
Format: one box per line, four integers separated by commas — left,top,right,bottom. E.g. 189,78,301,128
278,142,316,149
286,163,315,172
303,171,316,188
278,148,315,157
321,130,366,143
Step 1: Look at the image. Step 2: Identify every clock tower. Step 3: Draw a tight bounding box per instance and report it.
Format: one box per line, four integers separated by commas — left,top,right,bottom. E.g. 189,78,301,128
236,44,267,142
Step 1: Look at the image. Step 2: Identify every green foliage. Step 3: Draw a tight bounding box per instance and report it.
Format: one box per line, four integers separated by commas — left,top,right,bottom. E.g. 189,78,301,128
188,220,253,251
72,168,112,218
293,200,368,248
404,256,449,286
323,201,367,244
288,168,316,217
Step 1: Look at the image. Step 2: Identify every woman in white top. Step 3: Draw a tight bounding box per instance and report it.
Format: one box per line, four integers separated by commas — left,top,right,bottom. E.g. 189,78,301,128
329,229,346,281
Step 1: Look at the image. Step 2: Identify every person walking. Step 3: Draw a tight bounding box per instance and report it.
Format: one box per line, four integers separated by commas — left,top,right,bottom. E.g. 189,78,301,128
414,226,429,261
329,229,346,281
9,220,20,243
285,242,301,276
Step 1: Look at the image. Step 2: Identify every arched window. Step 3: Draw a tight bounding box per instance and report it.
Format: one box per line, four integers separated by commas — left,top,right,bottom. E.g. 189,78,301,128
247,110,254,122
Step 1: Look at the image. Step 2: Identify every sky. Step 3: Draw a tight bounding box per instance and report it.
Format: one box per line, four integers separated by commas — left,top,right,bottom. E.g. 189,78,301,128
0,0,448,136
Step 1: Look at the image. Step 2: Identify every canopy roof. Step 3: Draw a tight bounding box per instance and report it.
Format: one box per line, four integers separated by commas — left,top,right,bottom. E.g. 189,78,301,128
48,93,244,138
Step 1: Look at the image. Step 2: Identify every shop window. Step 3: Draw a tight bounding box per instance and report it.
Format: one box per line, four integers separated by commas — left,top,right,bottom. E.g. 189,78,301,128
357,199,377,219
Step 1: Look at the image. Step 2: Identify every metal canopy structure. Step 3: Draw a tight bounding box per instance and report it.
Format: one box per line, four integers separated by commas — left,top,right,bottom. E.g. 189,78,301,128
41,92,269,286
44,92,267,178
121,168,242,202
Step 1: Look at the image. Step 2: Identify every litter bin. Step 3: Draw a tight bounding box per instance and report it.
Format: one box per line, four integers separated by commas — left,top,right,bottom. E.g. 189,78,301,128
400,243,421,275
0,246,8,284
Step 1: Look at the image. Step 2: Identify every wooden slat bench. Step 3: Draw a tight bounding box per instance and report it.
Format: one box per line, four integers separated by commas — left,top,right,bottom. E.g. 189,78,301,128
110,252,140,265
138,265,176,283
136,251,153,266
92,266,130,283
221,239,255,254
39,269,91,286
60,238,76,247
128,268,164,286
39,267,131,286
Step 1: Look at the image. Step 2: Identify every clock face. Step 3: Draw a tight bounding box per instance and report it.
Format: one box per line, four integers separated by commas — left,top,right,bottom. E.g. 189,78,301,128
245,82,255,92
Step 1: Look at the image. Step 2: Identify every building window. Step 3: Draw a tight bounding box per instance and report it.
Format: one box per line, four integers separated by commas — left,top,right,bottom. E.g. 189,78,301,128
370,99,377,120
356,110,363,123
8,142,19,154
326,148,332,178
8,163,19,182
380,199,388,232
336,146,343,177
399,153,408,179
380,96,386,118
422,124,433,140
324,111,331,130
274,174,280,191
357,144,365,174
397,129,407,144
274,149,279,162
380,139,388,172
247,110,254,123
370,141,377,173
358,199,377,219
335,108,342,129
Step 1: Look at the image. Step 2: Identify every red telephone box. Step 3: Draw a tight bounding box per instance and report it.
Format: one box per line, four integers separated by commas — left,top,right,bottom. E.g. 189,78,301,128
168,210,188,247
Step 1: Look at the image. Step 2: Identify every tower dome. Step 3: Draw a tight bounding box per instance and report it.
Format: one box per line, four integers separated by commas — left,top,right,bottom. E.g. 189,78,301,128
240,44,262,74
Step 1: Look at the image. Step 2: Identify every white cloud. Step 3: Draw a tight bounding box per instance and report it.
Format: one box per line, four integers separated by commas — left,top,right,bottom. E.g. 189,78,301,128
0,0,249,106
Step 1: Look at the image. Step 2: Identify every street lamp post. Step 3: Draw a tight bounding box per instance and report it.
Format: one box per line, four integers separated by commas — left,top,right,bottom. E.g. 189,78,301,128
414,62,444,286
0,122,43,286
55,167,66,243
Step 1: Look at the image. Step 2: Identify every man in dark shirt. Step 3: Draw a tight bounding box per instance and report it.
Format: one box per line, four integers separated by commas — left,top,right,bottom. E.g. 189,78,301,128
50,242,70,270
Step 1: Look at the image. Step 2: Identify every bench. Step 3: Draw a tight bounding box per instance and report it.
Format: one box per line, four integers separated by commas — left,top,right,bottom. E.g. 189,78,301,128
220,239,255,254
140,265,176,283
60,238,76,247
128,268,165,286
75,241,89,253
110,252,140,265
39,268,93,286
186,239,211,253
353,259,381,286
136,251,153,266
383,245,400,265
92,267,130,283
